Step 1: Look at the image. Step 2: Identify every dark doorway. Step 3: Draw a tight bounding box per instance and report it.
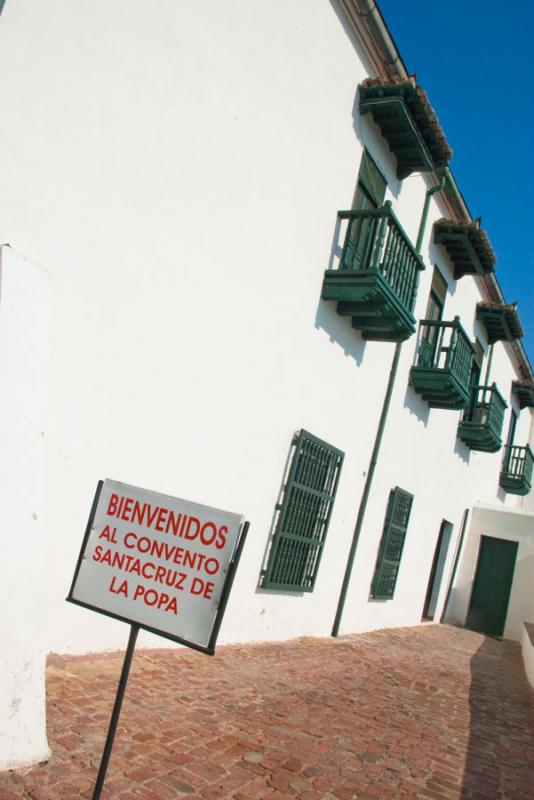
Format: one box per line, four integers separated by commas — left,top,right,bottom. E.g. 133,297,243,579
466,536,518,637
422,520,452,620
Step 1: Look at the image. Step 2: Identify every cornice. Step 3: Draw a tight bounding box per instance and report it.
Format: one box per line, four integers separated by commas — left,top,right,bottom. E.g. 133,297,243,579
337,0,408,79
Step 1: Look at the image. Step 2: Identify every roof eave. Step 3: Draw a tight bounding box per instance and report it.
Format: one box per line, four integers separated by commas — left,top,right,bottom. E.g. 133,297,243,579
337,0,533,382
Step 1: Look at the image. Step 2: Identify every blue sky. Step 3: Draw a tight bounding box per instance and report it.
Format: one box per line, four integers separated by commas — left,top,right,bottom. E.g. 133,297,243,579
378,0,534,363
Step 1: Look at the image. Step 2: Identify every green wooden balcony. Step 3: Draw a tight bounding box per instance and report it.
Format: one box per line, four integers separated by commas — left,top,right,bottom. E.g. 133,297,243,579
500,445,534,496
512,380,534,409
433,219,496,279
321,202,425,342
457,384,507,452
476,302,523,344
410,317,474,409
358,77,451,179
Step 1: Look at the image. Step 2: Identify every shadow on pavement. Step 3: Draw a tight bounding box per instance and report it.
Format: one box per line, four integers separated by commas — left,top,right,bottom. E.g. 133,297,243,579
461,635,534,799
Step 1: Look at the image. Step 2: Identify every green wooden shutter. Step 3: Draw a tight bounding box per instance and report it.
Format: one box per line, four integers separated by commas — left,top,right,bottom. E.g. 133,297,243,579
348,150,387,271
261,430,344,592
370,487,413,600
430,266,448,308
357,149,387,208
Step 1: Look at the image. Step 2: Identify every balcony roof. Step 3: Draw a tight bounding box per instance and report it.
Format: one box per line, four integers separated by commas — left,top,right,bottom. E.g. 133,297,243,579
358,76,452,179
476,302,523,344
433,218,496,279
512,380,534,409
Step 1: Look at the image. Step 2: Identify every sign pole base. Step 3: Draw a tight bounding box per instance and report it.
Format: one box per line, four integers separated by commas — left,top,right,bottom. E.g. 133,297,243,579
91,624,139,800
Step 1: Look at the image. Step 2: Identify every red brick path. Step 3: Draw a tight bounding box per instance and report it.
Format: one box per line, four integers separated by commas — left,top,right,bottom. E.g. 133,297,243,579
1,625,533,799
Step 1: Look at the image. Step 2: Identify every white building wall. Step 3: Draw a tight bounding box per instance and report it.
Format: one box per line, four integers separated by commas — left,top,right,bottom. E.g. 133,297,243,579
520,413,534,513
446,505,534,641
0,247,51,768
521,624,534,690
0,0,531,662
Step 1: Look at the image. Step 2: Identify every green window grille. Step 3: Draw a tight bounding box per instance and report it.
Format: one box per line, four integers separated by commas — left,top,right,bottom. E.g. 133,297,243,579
261,430,344,592
370,487,413,600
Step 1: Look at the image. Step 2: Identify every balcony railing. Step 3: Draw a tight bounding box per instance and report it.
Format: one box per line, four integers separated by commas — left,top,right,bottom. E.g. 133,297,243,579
321,201,425,342
457,384,507,452
410,317,474,409
500,445,534,496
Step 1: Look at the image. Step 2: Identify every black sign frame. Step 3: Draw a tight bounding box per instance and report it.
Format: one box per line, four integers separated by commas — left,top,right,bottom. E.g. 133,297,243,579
66,480,249,655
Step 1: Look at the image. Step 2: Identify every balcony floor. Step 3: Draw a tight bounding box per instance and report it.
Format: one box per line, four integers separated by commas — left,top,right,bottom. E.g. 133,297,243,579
500,475,532,496
457,421,502,453
322,269,415,342
410,366,470,409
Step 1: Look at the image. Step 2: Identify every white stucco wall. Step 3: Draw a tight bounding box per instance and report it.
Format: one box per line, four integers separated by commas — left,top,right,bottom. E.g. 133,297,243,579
0,247,51,768
0,0,531,667
446,505,534,641
520,412,534,513
521,623,534,690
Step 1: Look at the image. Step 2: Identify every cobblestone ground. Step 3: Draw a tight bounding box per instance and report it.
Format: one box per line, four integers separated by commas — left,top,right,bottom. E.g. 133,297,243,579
1,625,534,800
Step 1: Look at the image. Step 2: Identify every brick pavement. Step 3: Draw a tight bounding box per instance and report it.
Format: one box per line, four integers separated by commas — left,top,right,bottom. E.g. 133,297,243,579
1,625,533,800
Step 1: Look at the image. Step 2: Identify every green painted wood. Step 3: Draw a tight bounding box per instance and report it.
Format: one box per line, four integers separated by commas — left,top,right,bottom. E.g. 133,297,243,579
261,430,344,592
512,381,534,410
321,204,424,342
357,149,387,208
421,270,446,363
410,318,474,408
370,488,413,600
348,150,386,272
430,267,448,307
358,80,451,179
500,444,534,496
458,384,507,452
433,220,495,278
476,303,523,344
466,536,518,637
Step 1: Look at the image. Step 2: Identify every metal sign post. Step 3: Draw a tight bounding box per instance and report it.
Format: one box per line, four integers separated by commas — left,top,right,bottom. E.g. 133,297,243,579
67,479,249,800
91,624,139,800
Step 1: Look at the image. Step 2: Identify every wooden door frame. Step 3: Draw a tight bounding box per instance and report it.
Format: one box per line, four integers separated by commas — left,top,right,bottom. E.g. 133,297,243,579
422,519,451,621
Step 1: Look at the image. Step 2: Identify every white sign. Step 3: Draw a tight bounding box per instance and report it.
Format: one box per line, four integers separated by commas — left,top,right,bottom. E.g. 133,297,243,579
69,479,245,651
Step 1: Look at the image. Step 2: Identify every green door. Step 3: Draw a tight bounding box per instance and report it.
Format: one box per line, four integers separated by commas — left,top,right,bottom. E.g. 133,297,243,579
466,536,518,637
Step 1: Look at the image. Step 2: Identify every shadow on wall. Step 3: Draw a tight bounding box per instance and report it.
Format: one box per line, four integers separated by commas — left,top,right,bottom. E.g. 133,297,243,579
314,214,367,365
0,1,5,14
327,0,401,187
402,327,430,425
255,433,306,598
403,381,430,426
496,485,507,504
460,636,534,798
314,299,366,367
329,0,403,195
351,107,402,201
510,553,534,638
428,242,457,297
453,435,470,465
442,579,471,629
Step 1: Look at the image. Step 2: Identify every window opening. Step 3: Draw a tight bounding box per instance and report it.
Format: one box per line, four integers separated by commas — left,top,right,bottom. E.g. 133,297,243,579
370,487,413,600
347,149,387,270
420,267,448,367
261,430,344,592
